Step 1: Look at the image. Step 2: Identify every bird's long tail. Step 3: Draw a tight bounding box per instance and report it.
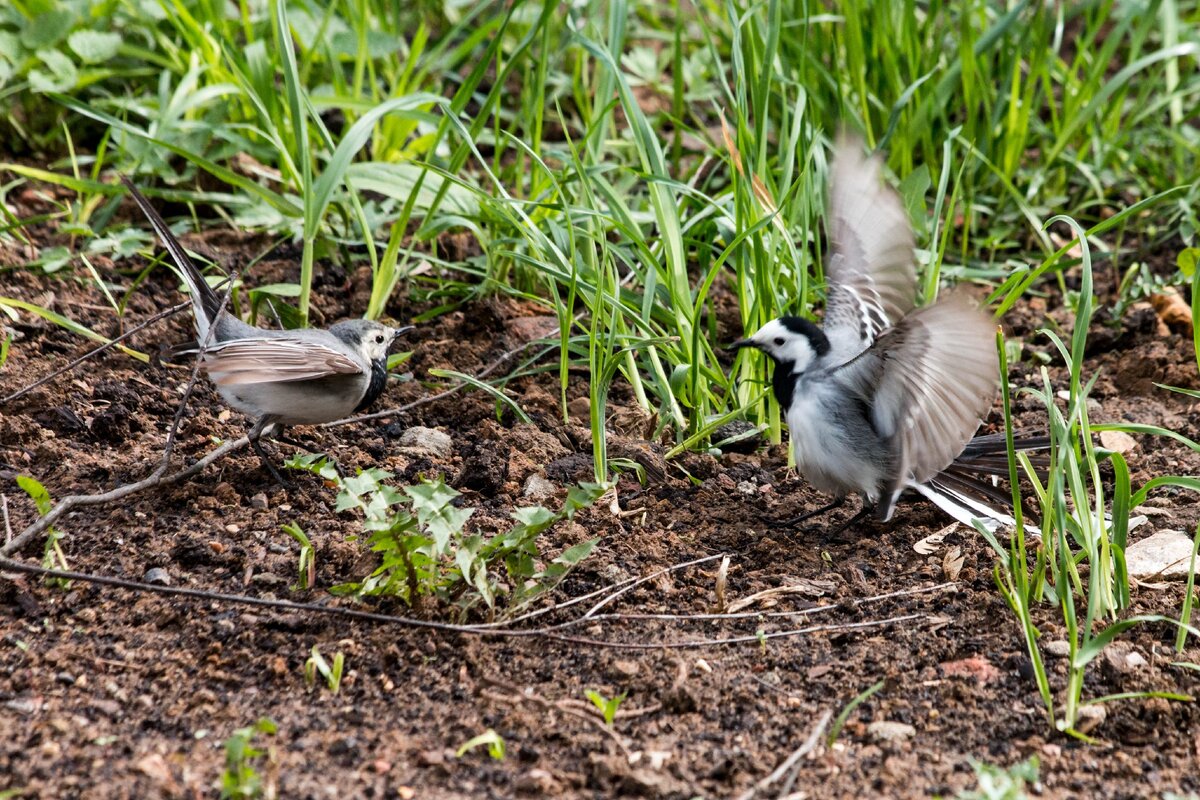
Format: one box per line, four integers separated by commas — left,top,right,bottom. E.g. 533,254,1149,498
910,431,1050,531
120,176,223,338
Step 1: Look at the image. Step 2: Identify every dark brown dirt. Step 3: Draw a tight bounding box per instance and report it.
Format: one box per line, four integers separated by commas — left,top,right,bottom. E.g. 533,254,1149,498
3,215,1200,799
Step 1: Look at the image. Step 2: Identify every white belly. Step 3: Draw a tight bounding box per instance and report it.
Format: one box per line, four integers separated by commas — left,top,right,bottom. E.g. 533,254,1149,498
786,390,884,501
218,378,365,425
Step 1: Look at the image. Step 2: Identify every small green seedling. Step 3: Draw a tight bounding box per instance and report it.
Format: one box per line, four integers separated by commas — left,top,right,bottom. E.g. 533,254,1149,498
584,689,627,726
220,718,276,800
17,475,69,588
456,729,505,761
826,680,885,747
280,522,315,590
956,757,1039,800
303,646,344,694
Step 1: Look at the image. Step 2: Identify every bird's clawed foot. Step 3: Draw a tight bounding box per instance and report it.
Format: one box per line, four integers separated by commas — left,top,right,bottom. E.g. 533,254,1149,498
779,498,876,540
248,417,295,490
778,497,846,528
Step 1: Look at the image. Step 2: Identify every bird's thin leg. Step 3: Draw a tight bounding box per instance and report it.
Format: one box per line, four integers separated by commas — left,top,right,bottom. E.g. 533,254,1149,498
248,416,293,489
779,497,846,527
824,504,873,539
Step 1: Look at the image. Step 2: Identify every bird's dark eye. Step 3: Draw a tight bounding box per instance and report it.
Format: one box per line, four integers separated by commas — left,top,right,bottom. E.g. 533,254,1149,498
774,337,785,346
375,334,385,344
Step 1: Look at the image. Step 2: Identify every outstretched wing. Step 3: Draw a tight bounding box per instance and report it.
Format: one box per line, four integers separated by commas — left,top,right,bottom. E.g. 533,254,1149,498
822,137,917,364
838,295,998,490
185,338,363,385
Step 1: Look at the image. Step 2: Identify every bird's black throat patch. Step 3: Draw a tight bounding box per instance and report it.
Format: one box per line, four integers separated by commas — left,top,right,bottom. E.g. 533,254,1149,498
771,361,799,411
355,358,389,412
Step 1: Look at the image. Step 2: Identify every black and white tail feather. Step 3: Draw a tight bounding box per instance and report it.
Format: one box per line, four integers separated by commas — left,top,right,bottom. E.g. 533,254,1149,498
731,136,1041,532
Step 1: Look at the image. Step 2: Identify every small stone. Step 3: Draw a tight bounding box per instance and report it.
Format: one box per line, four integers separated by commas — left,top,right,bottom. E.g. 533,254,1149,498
516,768,561,795
136,753,174,784
567,396,590,420
250,493,269,510
1124,651,1148,669
225,524,240,534
417,749,445,767
1103,644,1148,674
1125,530,1197,580
600,563,631,584
610,660,640,680
867,721,916,743
736,480,757,496
398,426,453,459
5,696,41,715
250,572,287,587
397,788,416,800
1043,640,1071,658
522,473,557,501
55,672,75,685
1076,704,1106,735
143,568,170,586
328,736,357,756
711,420,762,454
1099,430,1137,454
940,656,1000,685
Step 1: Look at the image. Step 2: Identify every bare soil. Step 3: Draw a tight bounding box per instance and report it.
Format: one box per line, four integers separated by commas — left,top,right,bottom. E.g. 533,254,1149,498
2,200,1200,799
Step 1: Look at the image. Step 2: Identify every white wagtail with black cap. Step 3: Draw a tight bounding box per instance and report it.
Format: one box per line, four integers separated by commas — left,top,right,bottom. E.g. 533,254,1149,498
730,137,1027,531
121,177,412,486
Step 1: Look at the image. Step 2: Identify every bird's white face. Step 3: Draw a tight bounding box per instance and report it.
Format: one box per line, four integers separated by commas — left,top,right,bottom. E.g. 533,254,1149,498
736,318,820,372
333,320,413,363
359,322,399,362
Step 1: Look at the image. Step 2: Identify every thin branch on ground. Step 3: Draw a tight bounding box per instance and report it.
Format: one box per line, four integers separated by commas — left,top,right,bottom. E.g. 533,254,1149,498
544,581,958,629
477,553,729,629
0,436,250,558
538,614,927,650
733,709,832,800
2,495,10,546
0,557,926,654
485,675,661,720
0,300,191,406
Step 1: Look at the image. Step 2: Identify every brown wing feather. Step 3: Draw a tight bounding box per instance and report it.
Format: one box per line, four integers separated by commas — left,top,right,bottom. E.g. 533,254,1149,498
199,338,363,385
840,295,998,486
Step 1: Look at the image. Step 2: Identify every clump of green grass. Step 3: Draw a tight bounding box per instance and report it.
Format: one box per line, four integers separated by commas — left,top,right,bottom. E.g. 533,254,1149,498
5,1,1197,472
980,221,1199,739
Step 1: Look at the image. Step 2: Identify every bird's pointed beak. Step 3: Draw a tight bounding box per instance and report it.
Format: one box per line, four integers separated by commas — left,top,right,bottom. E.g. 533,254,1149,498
392,325,415,340
726,338,757,351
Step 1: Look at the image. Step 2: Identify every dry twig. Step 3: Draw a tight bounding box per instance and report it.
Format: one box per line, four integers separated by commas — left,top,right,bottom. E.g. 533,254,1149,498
733,709,832,800
0,436,250,558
